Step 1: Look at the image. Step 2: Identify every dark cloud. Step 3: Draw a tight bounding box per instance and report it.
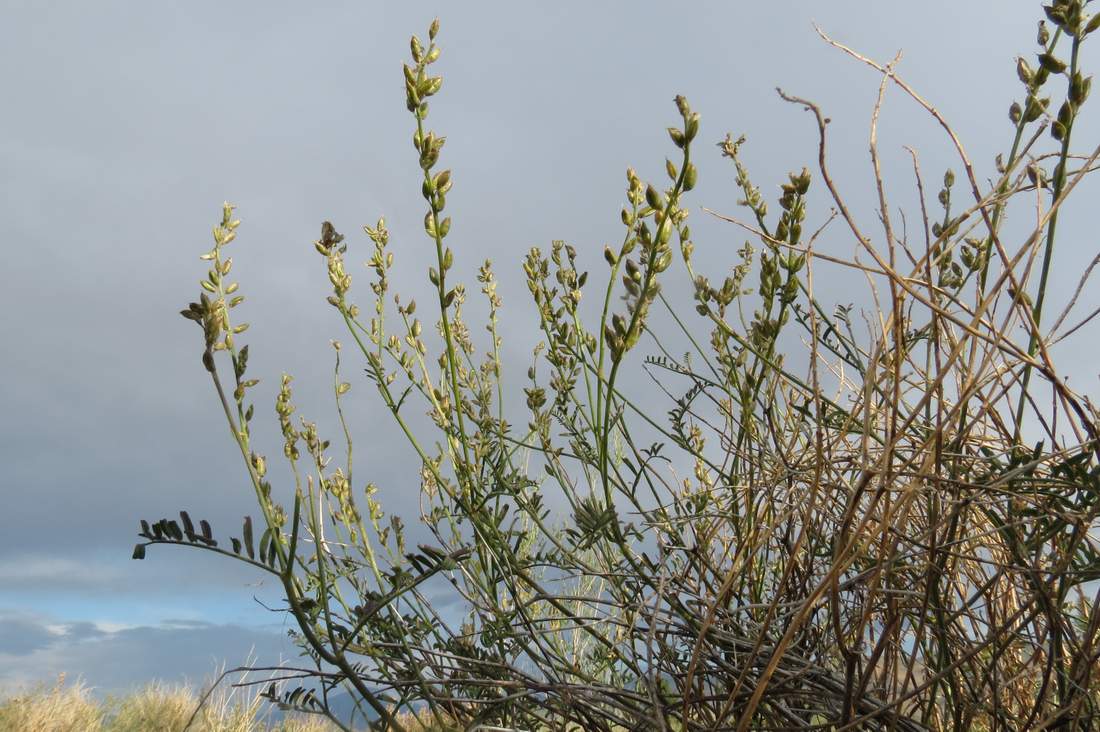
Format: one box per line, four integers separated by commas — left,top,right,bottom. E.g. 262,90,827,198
62,621,107,642
0,615,59,657
0,611,298,695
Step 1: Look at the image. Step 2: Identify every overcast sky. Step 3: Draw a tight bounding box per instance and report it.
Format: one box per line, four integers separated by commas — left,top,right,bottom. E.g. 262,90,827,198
2,1,1097,699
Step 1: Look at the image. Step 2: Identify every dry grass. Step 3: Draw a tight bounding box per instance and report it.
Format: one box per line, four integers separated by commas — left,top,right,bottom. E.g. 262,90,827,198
0,675,341,732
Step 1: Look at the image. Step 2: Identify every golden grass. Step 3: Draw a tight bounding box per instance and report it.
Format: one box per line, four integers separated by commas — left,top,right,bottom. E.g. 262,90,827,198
0,675,341,732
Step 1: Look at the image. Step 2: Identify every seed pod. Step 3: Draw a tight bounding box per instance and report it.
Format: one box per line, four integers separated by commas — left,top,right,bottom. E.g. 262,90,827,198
1057,100,1074,128
685,112,700,142
1023,95,1049,123
1017,57,1034,85
645,184,663,210
683,163,697,191
1070,73,1092,105
604,246,618,266
1037,53,1067,74
434,169,452,192
668,127,685,148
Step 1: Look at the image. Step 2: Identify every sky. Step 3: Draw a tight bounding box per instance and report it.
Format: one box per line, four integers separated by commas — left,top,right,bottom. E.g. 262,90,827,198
2,0,1098,700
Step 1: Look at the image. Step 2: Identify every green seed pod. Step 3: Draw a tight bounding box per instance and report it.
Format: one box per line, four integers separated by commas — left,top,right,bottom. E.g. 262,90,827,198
1070,73,1092,105
1052,120,1067,140
683,163,697,191
657,217,672,245
1037,53,1067,74
1023,95,1049,122
668,127,685,148
665,158,677,180
624,257,639,278
796,168,811,194
1087,13,1100,35
604,246,618,266
428,18,440,39
1009,101,1023,124
645,184,663,210
1057,100,1074,127
675,94,690,117
434,169,451,191
944,169,955,188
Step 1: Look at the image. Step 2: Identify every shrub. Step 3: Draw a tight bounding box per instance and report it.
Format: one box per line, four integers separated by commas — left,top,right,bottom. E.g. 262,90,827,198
136,3,1100,730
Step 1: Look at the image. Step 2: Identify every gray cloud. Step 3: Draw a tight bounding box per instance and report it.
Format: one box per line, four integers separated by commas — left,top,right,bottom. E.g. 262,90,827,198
0,610,297,696
0,615,60,657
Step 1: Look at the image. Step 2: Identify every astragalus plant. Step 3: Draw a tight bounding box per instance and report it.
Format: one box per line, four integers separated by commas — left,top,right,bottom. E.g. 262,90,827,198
136,4,1100,730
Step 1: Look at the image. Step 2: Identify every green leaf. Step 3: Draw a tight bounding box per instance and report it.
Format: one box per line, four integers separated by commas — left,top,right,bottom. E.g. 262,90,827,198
132,544,146,560
180,511,196,541
243,516,255,560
